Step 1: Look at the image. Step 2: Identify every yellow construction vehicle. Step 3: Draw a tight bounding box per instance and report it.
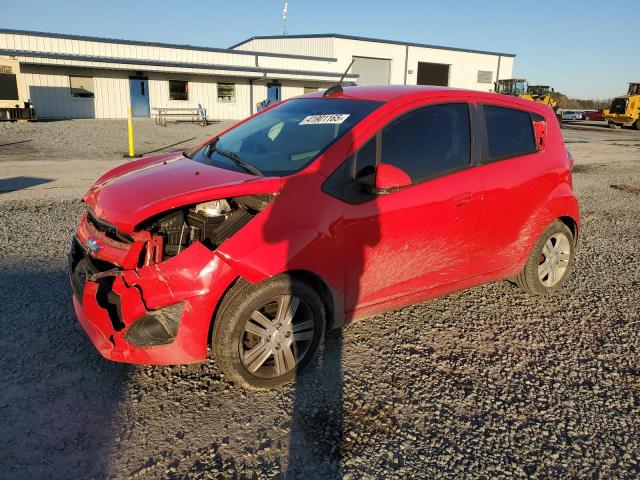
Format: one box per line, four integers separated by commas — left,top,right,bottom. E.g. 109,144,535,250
495,79,558,111
603,83,640,130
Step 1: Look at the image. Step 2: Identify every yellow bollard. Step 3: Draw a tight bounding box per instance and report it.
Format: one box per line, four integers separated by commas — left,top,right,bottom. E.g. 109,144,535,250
123,107,142,158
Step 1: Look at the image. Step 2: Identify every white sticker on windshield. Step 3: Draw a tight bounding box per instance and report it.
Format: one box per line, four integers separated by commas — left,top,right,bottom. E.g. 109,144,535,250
299,114,350,125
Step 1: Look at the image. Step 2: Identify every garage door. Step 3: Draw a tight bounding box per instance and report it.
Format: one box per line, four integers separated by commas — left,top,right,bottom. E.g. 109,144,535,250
352,56,391,86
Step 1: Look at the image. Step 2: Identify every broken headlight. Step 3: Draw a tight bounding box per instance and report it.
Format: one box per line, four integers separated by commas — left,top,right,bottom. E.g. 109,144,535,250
145,194,275,258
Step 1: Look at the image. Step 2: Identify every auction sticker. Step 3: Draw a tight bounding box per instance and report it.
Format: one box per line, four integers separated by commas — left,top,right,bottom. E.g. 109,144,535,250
299,114,350,125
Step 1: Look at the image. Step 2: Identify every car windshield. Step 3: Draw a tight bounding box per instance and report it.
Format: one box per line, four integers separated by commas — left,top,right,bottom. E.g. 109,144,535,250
188,97,382,176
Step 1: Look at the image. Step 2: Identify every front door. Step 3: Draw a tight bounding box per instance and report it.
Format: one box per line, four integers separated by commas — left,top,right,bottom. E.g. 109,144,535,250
129,76,150,117
267,82,281,104
338,101,481,313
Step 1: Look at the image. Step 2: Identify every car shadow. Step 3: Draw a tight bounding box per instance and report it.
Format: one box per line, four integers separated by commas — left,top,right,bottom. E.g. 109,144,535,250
0,176,54,194
0,264,130,478
260,125,381,478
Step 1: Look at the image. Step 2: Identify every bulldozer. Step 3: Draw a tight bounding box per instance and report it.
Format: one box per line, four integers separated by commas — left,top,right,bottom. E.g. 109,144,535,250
495,78,558,111
603,83,640,130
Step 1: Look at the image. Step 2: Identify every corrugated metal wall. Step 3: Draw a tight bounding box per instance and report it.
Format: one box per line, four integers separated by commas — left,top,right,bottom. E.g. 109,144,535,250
236,37,335,59
18,65,331,120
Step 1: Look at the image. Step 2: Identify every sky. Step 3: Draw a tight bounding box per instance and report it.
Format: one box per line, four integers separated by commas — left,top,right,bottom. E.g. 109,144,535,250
1,0,637,99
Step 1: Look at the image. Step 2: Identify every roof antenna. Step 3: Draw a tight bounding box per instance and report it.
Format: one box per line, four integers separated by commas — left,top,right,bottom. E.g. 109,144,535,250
323,58,355,97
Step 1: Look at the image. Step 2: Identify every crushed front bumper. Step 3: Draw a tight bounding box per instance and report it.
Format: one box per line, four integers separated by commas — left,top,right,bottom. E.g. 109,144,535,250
69,221,238,365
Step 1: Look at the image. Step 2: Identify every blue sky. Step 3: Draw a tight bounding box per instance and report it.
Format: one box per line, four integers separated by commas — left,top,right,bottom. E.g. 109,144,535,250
1,0,637,99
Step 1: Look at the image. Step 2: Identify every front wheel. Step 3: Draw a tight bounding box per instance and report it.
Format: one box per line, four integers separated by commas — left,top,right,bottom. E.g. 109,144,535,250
211,276,326,390
515,220,575,295
634,119,640,131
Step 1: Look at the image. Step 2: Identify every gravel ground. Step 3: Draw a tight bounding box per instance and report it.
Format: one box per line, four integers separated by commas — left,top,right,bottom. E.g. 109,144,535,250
1,120,639,479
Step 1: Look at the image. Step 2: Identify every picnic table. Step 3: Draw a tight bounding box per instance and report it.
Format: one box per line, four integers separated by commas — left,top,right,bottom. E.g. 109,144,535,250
153,106,207,126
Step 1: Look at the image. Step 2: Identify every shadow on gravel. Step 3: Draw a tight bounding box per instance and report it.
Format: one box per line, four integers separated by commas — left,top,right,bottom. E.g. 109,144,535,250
259,124,380,478
0,176,54,194
0,265,130,479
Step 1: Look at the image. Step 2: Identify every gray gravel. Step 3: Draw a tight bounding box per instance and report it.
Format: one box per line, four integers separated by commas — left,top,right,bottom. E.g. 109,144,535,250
1,121,639,479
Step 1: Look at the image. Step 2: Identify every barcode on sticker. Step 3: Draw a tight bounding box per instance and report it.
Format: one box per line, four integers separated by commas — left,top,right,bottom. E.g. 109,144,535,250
299,114,350,125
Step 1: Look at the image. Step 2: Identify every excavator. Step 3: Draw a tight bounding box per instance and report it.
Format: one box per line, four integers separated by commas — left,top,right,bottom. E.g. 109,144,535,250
495,78,558,111
603,82,640,130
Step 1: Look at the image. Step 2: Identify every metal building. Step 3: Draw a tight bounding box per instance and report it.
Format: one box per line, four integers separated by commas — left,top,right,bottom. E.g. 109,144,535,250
0,29,514,120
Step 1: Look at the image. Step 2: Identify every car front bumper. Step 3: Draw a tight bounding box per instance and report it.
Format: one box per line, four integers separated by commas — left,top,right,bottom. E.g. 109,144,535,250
69,224,238,365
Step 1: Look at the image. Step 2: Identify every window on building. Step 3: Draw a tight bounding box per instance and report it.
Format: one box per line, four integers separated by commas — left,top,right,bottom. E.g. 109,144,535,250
69,76,94,98
169,80,188,101
380,103,471,182
218,83,235,103
483,105,536,161
304,86,319,94
477,71,494,84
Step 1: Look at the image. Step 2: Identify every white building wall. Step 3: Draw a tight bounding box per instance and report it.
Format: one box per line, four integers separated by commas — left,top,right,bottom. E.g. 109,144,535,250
233,36,515,92
406,48,514,91
146,74,252,120
333,38,406,85
235,37,335,59
21,66,98,118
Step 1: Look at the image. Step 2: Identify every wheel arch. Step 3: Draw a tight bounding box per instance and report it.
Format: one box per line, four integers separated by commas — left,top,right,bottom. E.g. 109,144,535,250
207,268,343,349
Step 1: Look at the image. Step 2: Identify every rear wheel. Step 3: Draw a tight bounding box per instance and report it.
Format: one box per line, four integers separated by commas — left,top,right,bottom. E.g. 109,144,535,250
515,220,575,295
211,276,325,390
634,119,640,131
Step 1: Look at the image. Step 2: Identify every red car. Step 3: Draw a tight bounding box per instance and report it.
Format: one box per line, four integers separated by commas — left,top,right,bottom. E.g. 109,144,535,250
69,86,580,389
583,110,605,121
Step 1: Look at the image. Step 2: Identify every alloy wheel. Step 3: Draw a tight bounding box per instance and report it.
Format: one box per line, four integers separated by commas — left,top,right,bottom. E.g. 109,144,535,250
240,294,315,378
538,232,571,287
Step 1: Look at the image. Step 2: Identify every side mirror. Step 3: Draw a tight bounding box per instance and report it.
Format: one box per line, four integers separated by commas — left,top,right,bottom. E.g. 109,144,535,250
374,163,412,193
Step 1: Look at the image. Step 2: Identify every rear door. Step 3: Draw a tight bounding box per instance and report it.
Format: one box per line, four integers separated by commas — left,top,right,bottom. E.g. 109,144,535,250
473,103,554,273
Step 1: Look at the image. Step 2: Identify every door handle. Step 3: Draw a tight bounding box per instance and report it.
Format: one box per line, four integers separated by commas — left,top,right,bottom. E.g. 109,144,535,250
449,192,472,207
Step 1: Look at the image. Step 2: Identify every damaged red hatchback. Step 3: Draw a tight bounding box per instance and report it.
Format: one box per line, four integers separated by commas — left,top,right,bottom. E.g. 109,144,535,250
70,86,579,389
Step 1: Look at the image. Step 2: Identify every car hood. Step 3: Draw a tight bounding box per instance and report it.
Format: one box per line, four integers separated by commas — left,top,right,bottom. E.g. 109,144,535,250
84,152,282,234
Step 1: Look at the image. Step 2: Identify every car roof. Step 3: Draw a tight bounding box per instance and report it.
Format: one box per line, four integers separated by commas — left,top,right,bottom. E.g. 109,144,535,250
301,85,549,113
304,85,481,102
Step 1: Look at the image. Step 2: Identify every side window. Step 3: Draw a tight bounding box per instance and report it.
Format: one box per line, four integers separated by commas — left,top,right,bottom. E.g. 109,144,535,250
484,105,536,161
380,103,471,182
353,136,377,181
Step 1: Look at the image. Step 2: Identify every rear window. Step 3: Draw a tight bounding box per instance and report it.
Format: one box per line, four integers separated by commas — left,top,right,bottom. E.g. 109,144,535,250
484,105,535,161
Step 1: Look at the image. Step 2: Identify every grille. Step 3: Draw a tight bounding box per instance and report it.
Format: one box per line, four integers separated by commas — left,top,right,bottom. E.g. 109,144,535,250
87,210,133,243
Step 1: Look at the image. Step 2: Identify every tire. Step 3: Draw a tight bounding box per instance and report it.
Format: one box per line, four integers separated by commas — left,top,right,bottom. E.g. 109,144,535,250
634,119,640,131
515,220,575,295
584,115,591,121
211,275,326,390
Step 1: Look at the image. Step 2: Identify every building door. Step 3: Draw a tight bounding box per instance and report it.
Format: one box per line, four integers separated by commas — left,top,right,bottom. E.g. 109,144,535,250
267,82,281,103
351,56,391,86
129,76,150,117
417,62,450,86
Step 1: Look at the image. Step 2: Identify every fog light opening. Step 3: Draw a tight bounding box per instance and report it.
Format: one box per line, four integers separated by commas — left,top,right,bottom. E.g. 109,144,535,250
125,303,184,347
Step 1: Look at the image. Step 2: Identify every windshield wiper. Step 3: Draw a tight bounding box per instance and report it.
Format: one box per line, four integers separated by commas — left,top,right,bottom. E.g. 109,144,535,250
208,145,264,177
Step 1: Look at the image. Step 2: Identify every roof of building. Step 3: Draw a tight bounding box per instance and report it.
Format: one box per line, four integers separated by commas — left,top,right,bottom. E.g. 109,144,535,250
0,28,338,62
230,33,516,58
